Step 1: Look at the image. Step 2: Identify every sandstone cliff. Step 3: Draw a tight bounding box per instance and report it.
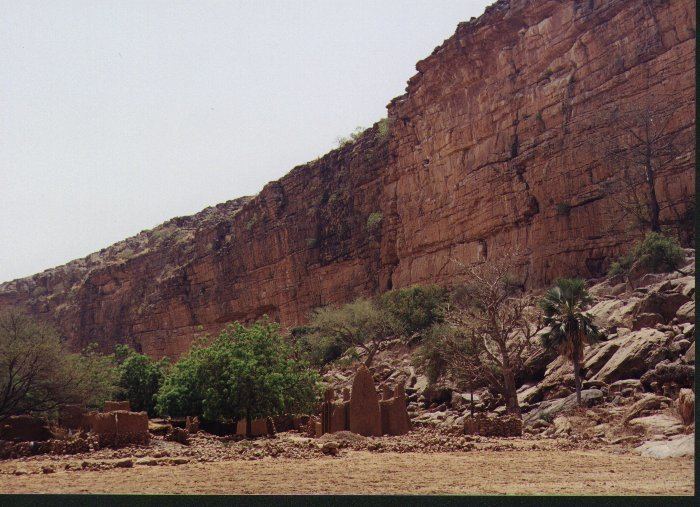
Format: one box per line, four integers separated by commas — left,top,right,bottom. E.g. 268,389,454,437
0,0,695,357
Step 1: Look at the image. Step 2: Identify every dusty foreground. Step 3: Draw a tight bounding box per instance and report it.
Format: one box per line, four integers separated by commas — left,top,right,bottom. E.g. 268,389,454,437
1,449,693,495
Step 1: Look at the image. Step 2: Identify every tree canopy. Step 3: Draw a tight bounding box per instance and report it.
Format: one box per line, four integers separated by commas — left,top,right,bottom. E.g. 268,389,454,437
156,320,320,433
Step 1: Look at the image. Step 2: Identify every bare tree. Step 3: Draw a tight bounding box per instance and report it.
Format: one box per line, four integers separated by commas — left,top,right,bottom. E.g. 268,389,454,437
439,335,486,417
599,95,686,236
444,255,542,417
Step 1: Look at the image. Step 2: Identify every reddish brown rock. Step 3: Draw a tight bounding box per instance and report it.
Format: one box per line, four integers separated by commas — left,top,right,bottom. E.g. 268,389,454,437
349,365,382,437
165,426,190,445
0,0,694,359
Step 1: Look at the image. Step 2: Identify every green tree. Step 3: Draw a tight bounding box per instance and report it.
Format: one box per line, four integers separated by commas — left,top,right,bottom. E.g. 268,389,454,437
114,345,169,416
539,279,602,406
308,299,399,367
609,232,686,277
0,310,117,421
379,284,447,336
156,320,320,435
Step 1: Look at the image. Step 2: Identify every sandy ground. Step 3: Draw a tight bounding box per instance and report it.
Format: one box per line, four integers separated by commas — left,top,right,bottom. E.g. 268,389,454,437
0,449,694,495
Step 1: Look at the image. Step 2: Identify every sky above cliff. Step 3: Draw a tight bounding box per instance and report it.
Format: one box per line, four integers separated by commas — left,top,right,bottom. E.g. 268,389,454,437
1,0,492,282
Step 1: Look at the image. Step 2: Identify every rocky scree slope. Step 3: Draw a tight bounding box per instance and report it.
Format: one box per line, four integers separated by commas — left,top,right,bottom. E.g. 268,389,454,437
0,0,695,357
321,250,695,457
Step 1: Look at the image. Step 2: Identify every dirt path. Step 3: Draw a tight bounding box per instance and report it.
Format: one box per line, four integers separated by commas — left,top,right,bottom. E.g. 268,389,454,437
0,450,693,495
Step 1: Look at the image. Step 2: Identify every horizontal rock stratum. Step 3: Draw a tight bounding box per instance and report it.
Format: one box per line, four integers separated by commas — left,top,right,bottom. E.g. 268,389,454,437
0,0,695,358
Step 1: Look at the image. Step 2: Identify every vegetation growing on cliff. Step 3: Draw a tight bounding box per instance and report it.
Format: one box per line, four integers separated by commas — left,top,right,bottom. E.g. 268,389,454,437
608,232,685,276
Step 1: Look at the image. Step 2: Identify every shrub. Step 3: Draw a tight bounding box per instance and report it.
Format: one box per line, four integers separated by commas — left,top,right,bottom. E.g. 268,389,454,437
306,299,400,367
114,345,169,416
555,202,572,216
337,126,365,148
377,118,390,139
366,212,383,232
379,285,447,336
414,324,454,384
156,320,320,431
608,232,685,276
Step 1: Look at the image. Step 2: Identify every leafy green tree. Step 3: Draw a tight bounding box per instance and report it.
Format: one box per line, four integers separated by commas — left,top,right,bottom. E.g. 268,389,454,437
609,232,685,276
308,299,400,367
0,310,117,421
539,279,602,406
114,345,169,416
378,285,447,336
156,320,320,435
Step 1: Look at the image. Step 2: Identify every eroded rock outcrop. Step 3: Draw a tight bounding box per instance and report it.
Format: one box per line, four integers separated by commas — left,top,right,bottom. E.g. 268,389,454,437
0,0,694,358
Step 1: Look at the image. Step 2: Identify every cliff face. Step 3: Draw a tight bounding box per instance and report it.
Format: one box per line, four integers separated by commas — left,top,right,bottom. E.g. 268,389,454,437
0,0,695,358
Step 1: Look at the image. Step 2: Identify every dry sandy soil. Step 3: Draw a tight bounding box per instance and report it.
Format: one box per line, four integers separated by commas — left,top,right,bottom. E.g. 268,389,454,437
0,449,693,495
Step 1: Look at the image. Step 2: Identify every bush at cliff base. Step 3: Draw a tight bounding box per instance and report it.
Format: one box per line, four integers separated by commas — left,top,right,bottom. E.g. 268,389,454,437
155,319,321,427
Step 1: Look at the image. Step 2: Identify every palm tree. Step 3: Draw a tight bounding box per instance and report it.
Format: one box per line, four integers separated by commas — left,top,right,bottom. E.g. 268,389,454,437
539,278,602,406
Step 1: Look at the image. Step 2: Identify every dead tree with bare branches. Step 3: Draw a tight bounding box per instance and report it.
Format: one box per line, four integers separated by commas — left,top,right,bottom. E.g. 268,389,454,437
444,255,542,417
598,95,686,236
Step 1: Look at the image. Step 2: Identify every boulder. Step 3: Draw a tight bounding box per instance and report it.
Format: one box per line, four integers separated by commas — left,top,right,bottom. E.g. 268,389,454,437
634,434,694,458
636,288,689,323
582,340,621,376
165,427,190,445
348,365,382,437
591,329,667,383
552,416,572,436
609,379,643,395
0,415,53,442
523,389,604,426
632,313,663,330
677,388,694,425
587,298,639,330
676,301,695,324
628,413,684,436
622,394,672,423
683,342,694,363
640,361,695,391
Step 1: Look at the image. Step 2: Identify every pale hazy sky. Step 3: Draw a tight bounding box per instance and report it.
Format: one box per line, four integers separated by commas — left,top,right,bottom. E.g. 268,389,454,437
1,0,492,282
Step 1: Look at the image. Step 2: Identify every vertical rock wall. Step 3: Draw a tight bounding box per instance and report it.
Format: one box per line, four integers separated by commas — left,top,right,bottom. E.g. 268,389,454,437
0,0,695,358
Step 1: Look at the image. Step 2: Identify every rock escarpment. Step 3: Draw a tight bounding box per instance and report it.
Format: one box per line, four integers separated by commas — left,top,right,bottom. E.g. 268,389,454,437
0,0,695,358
